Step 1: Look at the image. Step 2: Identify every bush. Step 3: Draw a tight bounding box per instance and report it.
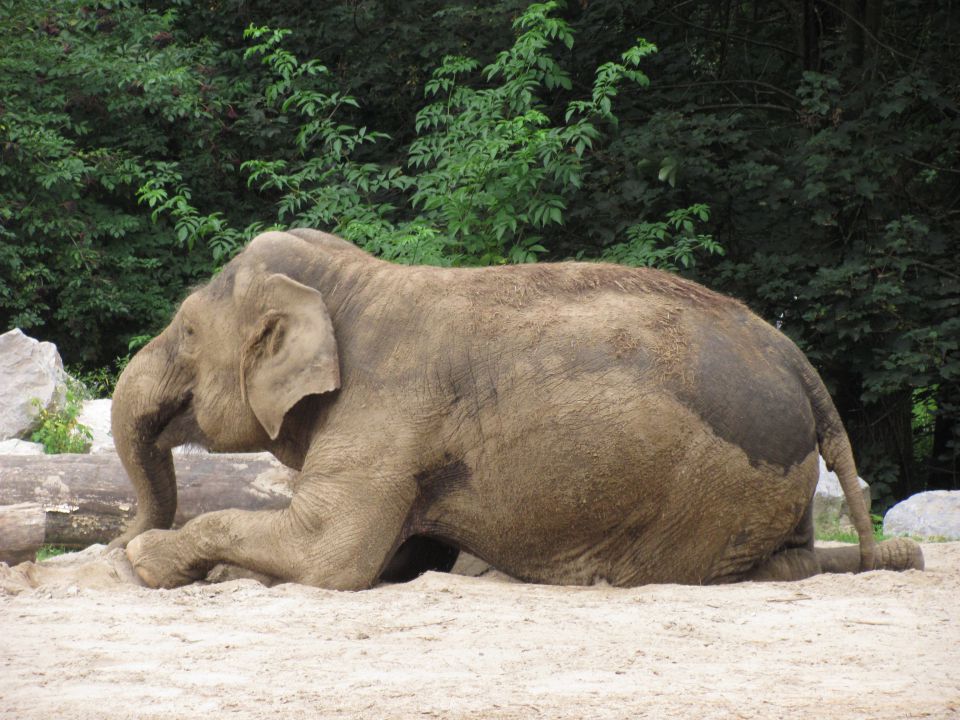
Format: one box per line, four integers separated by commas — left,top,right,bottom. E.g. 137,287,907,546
31,378,92,454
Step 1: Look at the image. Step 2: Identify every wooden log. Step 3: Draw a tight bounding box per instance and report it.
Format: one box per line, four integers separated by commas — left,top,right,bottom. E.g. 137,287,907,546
0,503,47,564
0,453,295,559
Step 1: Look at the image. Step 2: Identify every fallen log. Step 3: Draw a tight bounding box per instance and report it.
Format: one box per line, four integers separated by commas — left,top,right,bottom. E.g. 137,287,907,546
0,453,295,563
0,503,47,564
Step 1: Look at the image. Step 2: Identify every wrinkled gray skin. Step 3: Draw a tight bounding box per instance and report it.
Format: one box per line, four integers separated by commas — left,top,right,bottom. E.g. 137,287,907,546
112,230,923,589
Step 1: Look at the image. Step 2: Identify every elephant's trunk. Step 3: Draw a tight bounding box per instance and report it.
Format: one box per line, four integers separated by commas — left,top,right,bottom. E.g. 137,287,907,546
108,342,180,548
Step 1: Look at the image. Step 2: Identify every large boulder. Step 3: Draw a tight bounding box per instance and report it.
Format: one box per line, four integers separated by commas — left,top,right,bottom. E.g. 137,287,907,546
813,455,871,536
0,329,69,441
77,399,114,454
884,491,960,541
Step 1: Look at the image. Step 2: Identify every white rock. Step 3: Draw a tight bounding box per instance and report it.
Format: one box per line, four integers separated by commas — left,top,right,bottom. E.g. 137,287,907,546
0,438,46,455
0,329,69,441
174,445,210,456
884,491,960,540
78,399,114,453
813,455,871,534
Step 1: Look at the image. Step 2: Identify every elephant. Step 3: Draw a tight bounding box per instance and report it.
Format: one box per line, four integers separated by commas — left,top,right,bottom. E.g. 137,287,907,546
112,229,924,589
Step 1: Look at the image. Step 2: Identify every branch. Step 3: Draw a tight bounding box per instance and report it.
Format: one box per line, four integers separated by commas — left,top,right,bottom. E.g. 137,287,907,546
689,103,797,115
898,154,960,177
817,0,913,63
655,80,799,105
912,260,960,282
653,13,802,59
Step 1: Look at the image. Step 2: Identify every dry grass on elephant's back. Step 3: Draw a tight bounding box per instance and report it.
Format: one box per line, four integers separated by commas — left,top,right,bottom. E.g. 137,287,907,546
649,304,693,387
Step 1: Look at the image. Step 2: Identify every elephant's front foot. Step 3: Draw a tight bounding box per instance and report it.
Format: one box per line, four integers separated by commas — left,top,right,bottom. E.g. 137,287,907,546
126,530,208,588
108,519,153,551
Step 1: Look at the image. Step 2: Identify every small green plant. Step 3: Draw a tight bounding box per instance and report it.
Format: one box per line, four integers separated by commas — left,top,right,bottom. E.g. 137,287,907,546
30,379,93,454
36,545,71,562
815,513,888,544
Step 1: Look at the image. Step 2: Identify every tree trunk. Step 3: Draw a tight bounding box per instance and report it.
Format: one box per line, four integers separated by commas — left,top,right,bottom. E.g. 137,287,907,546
0,453,294,564
929,384,960,490
803,0,822,71
844,0,884,67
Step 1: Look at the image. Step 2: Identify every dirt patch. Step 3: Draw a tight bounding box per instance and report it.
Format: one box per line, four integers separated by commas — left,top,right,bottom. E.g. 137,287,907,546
2,543,958,719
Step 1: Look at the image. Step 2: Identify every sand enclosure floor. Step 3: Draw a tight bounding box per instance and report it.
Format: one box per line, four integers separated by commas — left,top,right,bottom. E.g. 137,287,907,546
1,542,958,719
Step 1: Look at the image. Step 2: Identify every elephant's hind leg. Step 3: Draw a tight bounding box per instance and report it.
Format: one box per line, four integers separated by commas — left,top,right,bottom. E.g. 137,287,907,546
742,537,925,583
740,498,822,581
815,537,925,573
743,548,822,582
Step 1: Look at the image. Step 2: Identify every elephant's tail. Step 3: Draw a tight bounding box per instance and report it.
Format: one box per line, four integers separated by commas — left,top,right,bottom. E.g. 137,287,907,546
799,359,878,572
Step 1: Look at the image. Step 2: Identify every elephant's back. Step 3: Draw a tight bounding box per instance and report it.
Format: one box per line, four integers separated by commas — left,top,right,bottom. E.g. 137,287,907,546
432,260,744,316
443,261,816,465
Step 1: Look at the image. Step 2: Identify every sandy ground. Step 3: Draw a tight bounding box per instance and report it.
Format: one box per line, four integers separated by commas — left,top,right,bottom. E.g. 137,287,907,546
1,543,958,720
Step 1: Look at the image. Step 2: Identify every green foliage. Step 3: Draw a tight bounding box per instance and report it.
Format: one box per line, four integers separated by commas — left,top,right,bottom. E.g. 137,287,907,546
30,379,92,454
137,21,408,264
142,3,673,268
400,4,656,265
0,0,244,366
36,545,72,562
599,204,722,271
70,358,128,400
912,389,938,464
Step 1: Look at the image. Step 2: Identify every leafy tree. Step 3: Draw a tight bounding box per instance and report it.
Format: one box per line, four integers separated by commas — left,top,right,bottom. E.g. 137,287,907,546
0,0,242,366
143,2,716,271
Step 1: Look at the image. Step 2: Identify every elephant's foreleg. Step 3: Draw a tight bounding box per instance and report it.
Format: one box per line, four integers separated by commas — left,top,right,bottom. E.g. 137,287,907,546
126,482,415,590
126,509,294,588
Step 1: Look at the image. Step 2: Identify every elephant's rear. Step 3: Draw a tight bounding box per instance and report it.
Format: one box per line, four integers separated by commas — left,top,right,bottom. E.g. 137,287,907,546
631,291,889,580
640,297,884,581
425,269,832,585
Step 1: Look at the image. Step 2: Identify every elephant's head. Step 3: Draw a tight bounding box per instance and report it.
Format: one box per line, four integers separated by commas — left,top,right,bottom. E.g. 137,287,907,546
110,237,341,545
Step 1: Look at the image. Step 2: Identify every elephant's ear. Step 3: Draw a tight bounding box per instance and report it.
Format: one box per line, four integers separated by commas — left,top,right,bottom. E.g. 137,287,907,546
241,273,340,440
